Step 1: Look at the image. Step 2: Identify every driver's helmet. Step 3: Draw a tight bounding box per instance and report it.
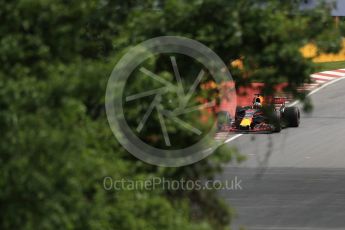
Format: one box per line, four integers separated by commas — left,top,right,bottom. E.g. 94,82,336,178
253,96,263,109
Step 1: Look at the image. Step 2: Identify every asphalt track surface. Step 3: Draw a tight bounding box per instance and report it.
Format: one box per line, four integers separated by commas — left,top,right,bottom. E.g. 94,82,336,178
218,78,345,230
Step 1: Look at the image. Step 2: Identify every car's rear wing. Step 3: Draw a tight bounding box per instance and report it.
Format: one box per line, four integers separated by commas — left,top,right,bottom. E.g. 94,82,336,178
272,97,287,105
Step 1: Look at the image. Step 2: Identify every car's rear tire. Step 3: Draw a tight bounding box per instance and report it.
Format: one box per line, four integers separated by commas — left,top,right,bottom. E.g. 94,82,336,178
284,106,300,127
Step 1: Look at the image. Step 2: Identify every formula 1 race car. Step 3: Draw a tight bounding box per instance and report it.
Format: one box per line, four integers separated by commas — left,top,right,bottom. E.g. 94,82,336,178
217,94,300,133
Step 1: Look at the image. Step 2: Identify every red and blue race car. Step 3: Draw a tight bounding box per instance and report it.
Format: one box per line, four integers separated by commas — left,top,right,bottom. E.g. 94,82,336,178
217,95,300,133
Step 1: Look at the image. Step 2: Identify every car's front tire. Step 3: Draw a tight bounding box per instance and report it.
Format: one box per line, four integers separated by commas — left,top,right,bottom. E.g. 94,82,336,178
273,111,282,132
284,106,300,127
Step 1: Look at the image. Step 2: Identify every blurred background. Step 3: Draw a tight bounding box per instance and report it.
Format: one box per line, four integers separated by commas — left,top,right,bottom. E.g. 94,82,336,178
1,0,344,229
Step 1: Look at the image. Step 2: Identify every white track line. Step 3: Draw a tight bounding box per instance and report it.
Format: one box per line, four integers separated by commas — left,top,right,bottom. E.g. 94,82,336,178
306,76,345,96
224,133,243,143
224,75,345,144
289,76,345,107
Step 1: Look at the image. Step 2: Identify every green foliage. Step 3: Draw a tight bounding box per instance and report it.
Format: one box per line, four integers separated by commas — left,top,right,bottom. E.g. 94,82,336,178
123,0,341,98
315,61,345,72
0,0,342,230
